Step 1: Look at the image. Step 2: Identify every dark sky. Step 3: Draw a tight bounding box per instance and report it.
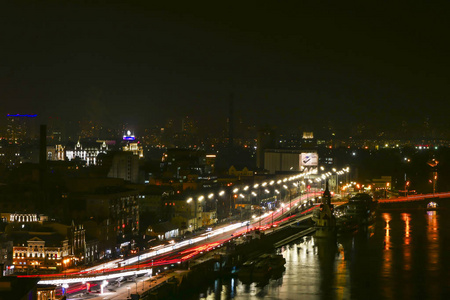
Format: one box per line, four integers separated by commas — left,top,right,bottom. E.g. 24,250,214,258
1,1,449,136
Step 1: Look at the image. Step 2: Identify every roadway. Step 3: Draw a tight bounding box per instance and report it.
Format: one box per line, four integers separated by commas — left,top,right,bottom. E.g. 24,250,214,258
21,192,324,298
378,191,450,203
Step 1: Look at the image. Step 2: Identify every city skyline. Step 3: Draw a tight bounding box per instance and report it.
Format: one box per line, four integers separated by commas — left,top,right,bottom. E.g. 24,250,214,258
1,2,449,136
0,112,447,142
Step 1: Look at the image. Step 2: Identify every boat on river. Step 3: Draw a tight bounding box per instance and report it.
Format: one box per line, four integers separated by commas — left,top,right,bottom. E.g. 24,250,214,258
336,193,377,231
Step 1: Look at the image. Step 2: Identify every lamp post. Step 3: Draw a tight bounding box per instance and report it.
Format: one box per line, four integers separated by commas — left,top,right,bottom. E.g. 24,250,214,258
405,181,410,197
187,197,193,230
219,190,225,222
427,159,439,196
197,196,204,229
187,196,203,231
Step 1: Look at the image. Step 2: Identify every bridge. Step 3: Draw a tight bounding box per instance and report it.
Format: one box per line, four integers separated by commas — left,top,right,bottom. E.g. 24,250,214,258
378,192,450,203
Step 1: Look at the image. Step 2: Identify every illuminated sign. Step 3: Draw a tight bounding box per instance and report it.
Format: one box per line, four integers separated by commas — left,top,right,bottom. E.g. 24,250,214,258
122,130,136,141
7,114,37,117
300,153,318,167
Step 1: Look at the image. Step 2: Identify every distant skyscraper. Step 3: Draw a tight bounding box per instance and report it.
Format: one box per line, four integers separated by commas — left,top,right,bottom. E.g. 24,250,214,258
79,120,101,139
6,114,38,144
47,116,64,142
181,116,198,134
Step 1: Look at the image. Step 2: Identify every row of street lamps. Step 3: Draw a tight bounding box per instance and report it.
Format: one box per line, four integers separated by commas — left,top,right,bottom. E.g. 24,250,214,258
184,167,352,230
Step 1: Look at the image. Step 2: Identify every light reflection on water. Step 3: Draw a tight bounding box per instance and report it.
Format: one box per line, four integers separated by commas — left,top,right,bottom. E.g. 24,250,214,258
192,207,449,300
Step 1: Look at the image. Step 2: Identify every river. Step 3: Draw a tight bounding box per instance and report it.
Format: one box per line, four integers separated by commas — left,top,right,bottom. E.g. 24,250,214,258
187,204,450,299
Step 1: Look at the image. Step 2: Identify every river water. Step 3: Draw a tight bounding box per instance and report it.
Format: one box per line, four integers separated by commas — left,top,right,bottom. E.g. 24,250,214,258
188,204,450,300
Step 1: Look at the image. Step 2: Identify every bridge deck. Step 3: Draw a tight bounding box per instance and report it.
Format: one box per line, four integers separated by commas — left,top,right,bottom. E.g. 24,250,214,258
378,192,450,203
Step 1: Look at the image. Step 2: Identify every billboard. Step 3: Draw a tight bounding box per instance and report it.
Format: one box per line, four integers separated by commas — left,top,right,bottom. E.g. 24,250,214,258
300,152,318,167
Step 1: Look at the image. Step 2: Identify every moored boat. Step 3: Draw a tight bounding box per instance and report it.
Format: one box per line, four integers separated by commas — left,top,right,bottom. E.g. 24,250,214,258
336,193,377,232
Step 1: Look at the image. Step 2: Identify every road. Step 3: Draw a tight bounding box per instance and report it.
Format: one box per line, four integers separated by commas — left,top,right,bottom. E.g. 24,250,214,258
22,192,325,299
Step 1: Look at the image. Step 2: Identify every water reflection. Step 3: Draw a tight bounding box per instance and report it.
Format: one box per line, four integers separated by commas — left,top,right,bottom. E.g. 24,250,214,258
381,213,393,299
191,207,448,300
334,243,349,300
427,210,439,300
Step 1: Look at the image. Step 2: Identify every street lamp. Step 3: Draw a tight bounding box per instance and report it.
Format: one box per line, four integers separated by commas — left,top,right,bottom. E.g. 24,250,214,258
197,196,204,229
427,159,439,195
405,181,410,197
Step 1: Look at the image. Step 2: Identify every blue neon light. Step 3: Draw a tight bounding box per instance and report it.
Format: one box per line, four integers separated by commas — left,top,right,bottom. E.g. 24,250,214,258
7,114,37,117
123,136,136,141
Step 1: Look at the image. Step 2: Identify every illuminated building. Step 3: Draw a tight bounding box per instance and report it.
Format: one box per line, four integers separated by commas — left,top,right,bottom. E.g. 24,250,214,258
122,129,144,159
65,139,108,166
123,142,144,158
46,144,65,161
228,165,254,178
0,140,21,167
264,149,319,174
85,187,139,255
205,154,216,173
122,130,136,141
1,213,40,223
6,114,38,144
44,222,86,262
146,222,178,240
11,234,70,271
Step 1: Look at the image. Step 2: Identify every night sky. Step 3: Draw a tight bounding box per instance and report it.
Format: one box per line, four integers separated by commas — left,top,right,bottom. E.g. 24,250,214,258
1,1,449,136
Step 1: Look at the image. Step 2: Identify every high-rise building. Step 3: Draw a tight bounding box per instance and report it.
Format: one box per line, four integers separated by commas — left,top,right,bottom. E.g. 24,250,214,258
47,117,64,142
181,116,198,135
256,129,275,169
107,151,140,183
6,114,38,144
